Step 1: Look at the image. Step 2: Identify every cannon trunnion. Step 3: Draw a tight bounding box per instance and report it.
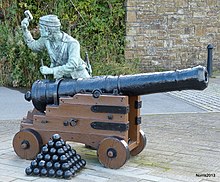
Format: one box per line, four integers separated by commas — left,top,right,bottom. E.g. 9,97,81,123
13,66,208,169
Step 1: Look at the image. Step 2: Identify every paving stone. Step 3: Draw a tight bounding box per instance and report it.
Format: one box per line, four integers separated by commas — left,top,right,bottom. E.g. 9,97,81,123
158,178,185,182
77,173,110,182
10,180,31,182
0,176,16,182
199,180,218,182
167,82,220,112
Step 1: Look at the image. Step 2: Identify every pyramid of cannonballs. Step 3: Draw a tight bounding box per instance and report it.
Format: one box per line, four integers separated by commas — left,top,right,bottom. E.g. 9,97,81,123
25,134,86,179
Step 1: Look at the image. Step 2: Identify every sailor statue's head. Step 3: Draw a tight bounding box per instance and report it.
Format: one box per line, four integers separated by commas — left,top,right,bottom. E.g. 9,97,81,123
39,15,61,39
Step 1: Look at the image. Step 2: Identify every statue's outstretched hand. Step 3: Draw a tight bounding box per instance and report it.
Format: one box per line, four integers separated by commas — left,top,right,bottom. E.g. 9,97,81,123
21,18,29,30
40,66,53,75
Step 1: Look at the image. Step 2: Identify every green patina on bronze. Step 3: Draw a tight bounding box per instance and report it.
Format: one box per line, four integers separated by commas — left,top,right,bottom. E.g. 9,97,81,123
21,13,91,79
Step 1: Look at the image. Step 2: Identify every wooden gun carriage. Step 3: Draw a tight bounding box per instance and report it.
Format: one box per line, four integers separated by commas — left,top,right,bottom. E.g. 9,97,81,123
13,66,208,169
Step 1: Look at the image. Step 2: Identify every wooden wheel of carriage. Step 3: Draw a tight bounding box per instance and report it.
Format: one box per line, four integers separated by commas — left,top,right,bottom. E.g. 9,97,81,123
97,137,130,169
13,129,43,160
130,130,147,156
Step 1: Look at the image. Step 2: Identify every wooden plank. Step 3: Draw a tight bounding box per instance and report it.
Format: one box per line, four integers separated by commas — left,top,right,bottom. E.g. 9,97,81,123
46,104,128,121
128,96,140,144
59,94,129,106
128,141,138,151
32,115,129,139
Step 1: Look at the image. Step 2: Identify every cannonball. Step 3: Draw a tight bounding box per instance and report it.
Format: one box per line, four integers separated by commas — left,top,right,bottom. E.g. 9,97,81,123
68,150,73,157
78,161,83,168
56,169,63,178
63,170,72,179
30,160,38,169
25,166,32,175
46,161,53,169
60,155,68,163
66,144,71,151
76,154,81,160
38,160,46,168
71,149,76,156
72,165,78,172
41,146,49,154
60,139,65,146
40,168,47,176
44,154,51,161
48,140,54,148
57,148,65,156
52,134,61,141
44,154,51,162
70,167,75,176
68,161,73,167
36,153,44,161
48,168,55,177
52,154,59,162
75,163,81,170
33,167,40,175
70,158,75,165
55,141,62,149
53,162,61,170
81,159,86,167
61,162,70,171
73,156,78,162
65,153,70,159
49,147,56,155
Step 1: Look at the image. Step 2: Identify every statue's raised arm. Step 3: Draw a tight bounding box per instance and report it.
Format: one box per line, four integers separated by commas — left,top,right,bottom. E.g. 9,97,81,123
21,11,91,79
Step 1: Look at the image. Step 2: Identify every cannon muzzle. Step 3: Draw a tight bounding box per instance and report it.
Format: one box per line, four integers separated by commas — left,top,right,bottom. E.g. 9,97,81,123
26,66,208,112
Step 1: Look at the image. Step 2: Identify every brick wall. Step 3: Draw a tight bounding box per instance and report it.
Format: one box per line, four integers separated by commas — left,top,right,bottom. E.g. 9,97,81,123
125,0,220,71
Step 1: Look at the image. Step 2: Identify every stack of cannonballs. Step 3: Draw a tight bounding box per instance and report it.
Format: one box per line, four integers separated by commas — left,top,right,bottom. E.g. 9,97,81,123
25,134,86,179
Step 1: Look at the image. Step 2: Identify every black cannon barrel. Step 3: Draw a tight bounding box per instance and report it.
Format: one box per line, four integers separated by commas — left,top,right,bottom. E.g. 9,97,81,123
26,66,208,112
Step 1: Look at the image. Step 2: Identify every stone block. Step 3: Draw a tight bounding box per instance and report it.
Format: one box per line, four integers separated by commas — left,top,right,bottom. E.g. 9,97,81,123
195,26,206,37
164,40,173,48
126,26,137,36
126,0,136,7
174,0,188,7
206,27,218,33
126,6,137,11
125,49,135,59
126,11,136,22
207,0,217,6
193,11,206,18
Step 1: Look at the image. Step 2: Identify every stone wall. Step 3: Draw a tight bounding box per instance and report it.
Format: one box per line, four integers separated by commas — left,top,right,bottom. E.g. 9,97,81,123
125,0,220,71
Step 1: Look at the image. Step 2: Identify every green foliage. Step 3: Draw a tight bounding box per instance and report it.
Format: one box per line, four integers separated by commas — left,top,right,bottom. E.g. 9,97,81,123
0,0,139,87
0,22,48,87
